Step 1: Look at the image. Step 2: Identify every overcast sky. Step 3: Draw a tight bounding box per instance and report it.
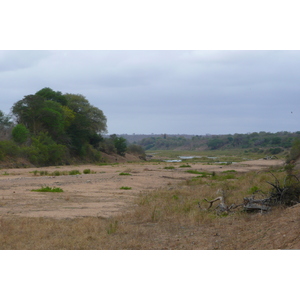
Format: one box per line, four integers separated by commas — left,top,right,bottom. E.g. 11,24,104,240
0,50,299,135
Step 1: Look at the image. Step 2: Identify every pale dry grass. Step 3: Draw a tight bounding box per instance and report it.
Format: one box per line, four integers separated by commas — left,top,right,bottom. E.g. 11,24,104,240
0,167,298,250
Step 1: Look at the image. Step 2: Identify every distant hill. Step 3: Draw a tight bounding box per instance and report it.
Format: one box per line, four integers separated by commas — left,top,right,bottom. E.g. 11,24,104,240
107,131,300,153
104,134,196,144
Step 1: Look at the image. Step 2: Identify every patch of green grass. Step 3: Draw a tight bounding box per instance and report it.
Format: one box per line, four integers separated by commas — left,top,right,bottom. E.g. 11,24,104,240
39,171,48,176
248,186,260,194
119,172,131,176
69,170,81,175
164,166,175,169
52,170,62,176
179,164,191,168
120,186,132,190
83,169,91,174
31,186,64,193
106,220,118,234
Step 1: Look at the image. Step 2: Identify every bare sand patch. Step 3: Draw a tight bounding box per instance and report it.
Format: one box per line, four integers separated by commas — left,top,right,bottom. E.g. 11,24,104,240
0,159,284,219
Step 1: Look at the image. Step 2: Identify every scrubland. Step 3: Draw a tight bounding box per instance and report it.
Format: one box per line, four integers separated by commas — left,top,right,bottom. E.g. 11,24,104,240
0,150,299,250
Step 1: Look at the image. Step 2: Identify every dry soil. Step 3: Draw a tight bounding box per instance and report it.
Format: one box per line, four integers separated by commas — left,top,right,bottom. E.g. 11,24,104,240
0,159,284,219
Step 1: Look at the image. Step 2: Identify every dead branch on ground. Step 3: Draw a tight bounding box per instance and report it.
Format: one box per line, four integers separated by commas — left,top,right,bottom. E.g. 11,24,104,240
198,172,300,214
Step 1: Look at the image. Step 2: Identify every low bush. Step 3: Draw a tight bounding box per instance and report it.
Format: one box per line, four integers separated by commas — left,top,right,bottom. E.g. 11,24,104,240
31,186,64,192
69,170,81,175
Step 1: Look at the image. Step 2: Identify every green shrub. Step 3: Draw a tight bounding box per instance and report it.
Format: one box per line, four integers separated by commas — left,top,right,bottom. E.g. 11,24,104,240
32,186,63,192
25,132,68,166
69,170,81,175
12,124,29,145
120,186,132,190
52,170,61,176
248,186,260,194
83,169,91,174
119,172,131,176
287,138,300,163
222,170,237,173
0,141,20,157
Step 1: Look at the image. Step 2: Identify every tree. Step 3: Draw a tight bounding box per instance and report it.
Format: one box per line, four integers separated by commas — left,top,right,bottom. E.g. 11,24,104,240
11,94,46,134
35,87,67,106
12,124,29,144
207,138,224,150
64,93,107,133
114,136,127,156
64,93,107,155
0,110,13,140
0,110,13,128
11,88,108,158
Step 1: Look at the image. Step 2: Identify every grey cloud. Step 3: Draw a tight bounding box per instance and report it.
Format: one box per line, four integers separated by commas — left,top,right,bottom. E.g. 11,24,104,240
0,50,51,72
0,50,299,134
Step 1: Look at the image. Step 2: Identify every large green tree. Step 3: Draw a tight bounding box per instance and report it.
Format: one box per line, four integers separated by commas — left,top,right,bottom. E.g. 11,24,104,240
11,88,107,156
64,93,107,155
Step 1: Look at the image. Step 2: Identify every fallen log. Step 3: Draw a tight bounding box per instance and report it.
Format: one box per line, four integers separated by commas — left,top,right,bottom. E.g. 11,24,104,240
243,197,271,212
201,196,242,214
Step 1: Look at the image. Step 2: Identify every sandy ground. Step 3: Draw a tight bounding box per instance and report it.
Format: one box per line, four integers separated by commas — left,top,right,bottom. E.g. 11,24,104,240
0,159,284,219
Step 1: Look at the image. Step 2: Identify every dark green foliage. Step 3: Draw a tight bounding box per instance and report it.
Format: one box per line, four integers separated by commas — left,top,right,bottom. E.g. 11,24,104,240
137,131,298,152
207,138,224,150
268,147,283,155
138,135,188,150
287,138,300,163
12,94,46,135
109,135,127,156
12,124,29,144
26,132,68,166
0,140,20,158
35,87,67,106
69,170,81,175
9,88,108,164
64,93,107,155
127,144,146,159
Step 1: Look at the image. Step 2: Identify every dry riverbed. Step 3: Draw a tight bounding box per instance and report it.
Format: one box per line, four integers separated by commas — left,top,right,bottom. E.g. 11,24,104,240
0,159,284,219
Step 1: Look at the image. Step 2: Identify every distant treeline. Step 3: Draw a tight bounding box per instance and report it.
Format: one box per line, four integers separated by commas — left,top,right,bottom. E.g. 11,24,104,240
0,87,145,166
135,131,300,154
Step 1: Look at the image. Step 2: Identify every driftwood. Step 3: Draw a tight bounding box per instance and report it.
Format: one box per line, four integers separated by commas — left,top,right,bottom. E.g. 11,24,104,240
199,172,300,214
199,195,270,214
200,196,243,214
243,196,271,212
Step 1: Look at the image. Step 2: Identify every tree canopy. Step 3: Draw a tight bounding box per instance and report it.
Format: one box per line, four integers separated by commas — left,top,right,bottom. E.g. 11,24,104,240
11,87,107,158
